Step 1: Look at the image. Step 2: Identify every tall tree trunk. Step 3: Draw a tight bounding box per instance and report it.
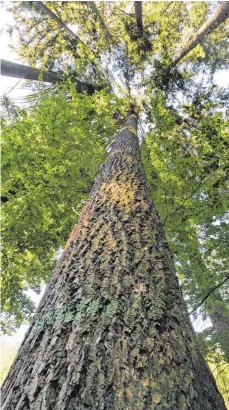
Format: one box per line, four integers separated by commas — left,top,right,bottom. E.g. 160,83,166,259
134,1,143,36
2,112,226,410
171,1,229,66
89,2,112,42
31,1,88,49
1,59,62,84
1,59,107,94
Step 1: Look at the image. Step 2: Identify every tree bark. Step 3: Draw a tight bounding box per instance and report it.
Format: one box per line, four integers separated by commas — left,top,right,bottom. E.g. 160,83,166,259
1,59,62,84
2,112,226,409
1,59,107,94
171,1,229,66
134,2,143,35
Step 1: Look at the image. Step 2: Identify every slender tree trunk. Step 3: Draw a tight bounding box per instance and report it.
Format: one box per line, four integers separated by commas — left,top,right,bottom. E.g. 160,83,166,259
134,2,143,35
2,112,226,409
89,2,112,42
1,59,62,84
208,293,229,363
171,1,229,66
31,1,87,48
1,59,107,94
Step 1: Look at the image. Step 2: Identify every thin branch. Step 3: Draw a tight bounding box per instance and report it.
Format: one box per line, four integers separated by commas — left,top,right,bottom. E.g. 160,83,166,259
160,2,174,16
6,78,22,95
163,179,203,225
163,187,169,219
189,274,229,315
212,361,229,373
216,364,229,379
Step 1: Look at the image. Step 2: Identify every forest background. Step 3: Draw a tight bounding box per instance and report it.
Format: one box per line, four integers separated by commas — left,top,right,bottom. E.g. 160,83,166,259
1,0,229,405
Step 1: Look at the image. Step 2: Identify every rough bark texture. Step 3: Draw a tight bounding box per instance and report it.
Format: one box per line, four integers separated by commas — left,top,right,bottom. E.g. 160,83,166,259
208,294,229,363
1,59,107,94
171,1,229,66
2,113,226,410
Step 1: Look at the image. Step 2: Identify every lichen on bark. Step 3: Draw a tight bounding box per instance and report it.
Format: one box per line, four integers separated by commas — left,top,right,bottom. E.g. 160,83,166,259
2,112,226,409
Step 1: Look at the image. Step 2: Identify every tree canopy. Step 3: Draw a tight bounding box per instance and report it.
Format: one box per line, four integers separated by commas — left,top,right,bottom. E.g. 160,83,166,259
1,1,229,401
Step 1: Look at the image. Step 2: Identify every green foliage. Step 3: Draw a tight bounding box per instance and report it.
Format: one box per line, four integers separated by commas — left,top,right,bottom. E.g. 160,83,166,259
1,84,126,333
8,2,98,73
0,339,20,385
207,355,229,408
141,82,229,364
140,82,229,403
7,1,229,93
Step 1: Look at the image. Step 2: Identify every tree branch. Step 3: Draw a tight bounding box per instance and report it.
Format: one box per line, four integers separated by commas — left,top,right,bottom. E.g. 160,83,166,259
163,179,203,225
189,274,229,315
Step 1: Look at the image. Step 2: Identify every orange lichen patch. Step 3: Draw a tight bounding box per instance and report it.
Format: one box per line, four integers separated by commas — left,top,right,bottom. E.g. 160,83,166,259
126,126,137,134
142,379,150,388
80,226,89,242
134,283,148,296
65,200,93,249
116,125,137,136
99,177,139,211
126,388,133,400
152,392,162,404
90,228,117,254
91,226,107,251
105,231,118,251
